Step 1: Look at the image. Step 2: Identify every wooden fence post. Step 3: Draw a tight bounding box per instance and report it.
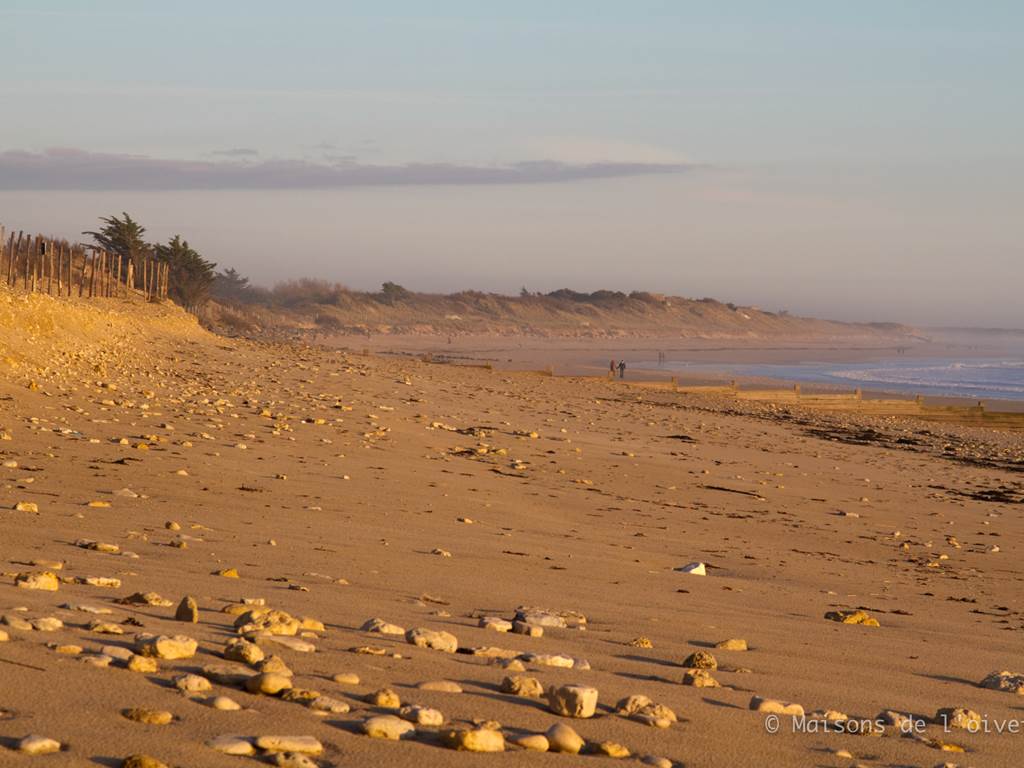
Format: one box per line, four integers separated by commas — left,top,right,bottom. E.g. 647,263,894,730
23,235,31,290
56,242,63,295
33,236,39,291
7,231,15,286
9,232,21,285
47,239,54,295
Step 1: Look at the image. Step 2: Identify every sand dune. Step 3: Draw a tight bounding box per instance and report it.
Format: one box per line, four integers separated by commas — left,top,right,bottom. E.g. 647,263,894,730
203,287,917,344
1,287,1022,767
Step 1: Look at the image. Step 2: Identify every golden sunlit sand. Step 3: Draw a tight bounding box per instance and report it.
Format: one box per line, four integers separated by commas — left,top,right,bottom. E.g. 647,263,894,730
1,286,1023,767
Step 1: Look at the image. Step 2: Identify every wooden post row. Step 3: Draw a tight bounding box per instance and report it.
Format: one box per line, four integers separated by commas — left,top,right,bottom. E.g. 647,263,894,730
0,225,171,300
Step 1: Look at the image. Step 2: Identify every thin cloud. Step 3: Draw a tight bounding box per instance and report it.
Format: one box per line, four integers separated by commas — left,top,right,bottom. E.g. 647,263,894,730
0,148,689,191
209,147,260,157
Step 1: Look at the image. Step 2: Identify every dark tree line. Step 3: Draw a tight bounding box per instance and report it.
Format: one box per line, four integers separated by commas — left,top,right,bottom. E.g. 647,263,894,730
84,213,217,311
212,267,263,304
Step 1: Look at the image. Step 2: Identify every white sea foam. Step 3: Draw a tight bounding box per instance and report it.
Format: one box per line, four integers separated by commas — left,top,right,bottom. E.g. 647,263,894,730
825,360,1024,397
656,358,1024,400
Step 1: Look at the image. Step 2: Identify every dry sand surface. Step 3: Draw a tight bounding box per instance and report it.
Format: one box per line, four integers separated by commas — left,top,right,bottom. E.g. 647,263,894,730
2,288,1024,768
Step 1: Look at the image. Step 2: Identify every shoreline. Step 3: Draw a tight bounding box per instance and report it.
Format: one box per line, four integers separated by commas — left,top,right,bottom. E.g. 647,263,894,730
335,334,1024,415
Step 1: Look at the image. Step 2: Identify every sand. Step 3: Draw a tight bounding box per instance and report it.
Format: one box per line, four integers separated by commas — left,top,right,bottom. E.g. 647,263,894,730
2,290,1023,767
349,333,1024,413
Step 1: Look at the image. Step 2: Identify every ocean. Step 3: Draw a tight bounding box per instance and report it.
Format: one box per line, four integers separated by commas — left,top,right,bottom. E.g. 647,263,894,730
654,358,1024,401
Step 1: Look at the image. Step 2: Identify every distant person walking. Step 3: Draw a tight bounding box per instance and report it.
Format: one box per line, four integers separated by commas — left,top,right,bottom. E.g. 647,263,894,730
618,360,626,379
610,359,616,376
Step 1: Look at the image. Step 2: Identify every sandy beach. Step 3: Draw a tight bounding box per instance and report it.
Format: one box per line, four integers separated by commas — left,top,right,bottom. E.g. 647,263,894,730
346,333,1024,413
2,290,1023,767
4,4,1022,766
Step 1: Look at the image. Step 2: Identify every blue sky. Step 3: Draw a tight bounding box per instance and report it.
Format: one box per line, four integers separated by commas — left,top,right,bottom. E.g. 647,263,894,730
1,1,1021,325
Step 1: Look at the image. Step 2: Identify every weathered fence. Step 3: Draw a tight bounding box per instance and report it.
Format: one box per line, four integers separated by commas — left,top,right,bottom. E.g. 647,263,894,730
0,224,168,301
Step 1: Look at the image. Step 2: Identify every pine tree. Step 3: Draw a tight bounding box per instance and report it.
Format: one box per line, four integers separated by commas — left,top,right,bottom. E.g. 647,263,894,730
212,267,254,302
155,235,216,312
83,212,150,268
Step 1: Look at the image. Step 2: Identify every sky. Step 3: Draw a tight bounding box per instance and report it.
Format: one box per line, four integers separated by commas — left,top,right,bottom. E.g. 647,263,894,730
1,1,1021,326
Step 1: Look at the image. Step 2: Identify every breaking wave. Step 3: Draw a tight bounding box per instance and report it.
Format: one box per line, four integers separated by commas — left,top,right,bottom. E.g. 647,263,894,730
824,360,1024,398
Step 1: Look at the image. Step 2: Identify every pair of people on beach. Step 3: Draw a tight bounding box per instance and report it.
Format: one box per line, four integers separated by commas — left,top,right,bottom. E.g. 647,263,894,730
610,359,626,379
